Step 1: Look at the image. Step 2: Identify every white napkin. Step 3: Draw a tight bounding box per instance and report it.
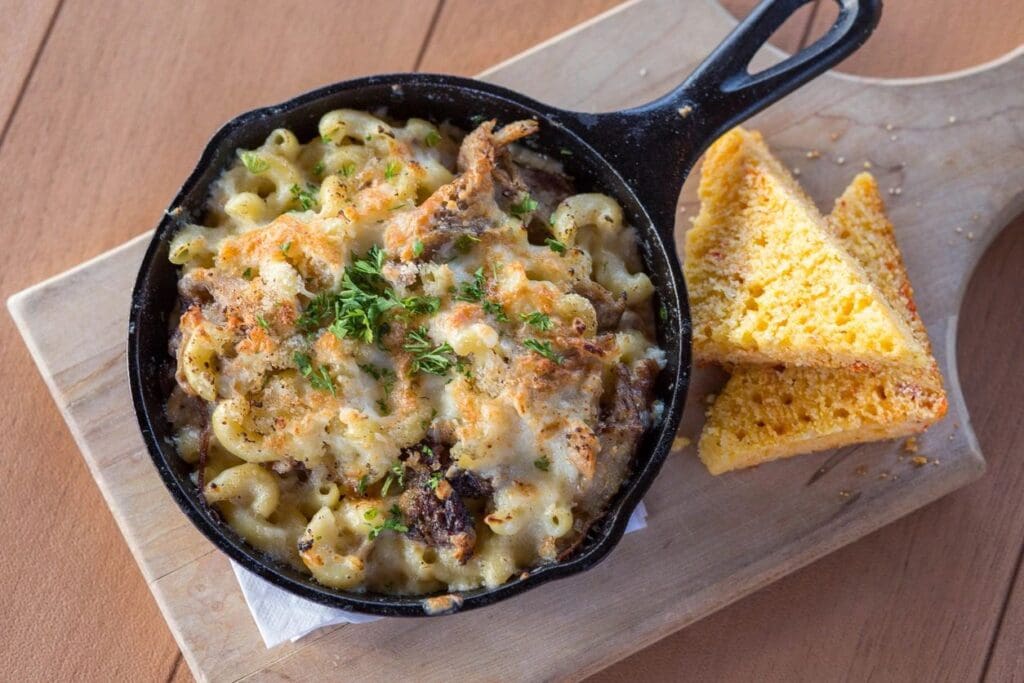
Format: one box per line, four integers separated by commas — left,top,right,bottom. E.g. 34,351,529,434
232,501,648,648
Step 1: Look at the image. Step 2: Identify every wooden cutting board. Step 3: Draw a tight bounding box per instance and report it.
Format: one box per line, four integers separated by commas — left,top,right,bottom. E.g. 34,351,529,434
8,0,1023,680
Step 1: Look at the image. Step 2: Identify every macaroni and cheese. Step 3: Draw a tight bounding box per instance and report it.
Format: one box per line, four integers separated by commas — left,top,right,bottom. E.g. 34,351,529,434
166,109,664,594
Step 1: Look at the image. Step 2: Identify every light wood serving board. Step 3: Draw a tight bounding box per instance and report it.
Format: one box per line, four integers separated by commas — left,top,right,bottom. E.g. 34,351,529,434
8,1,1024,680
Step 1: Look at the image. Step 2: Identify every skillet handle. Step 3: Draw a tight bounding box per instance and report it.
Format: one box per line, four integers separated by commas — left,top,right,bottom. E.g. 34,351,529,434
676,0,881,140
581,0,881,239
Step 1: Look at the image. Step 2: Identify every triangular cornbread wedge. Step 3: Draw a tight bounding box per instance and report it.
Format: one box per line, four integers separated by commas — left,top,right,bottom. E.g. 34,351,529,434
685,128,928,371
699,173,947,474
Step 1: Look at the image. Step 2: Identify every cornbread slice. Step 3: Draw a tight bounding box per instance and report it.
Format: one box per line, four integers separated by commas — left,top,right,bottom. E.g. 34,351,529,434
699,174,947,474
685,128,928,371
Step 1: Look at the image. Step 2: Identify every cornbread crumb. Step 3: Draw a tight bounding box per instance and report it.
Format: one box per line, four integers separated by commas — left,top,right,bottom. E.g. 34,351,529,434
672,436,692,451
677,105,693,119
911,455,928,468
806,149,821,159
855,465,869,476
903,436,919,454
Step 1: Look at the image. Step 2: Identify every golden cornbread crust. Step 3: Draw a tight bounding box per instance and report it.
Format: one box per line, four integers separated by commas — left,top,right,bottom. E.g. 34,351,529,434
699,172,947,474
685,129,928,372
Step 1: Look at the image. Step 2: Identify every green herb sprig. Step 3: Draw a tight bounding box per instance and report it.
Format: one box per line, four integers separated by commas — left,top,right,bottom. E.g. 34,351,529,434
519,311,553,331
523,339,563,364
403,327,458,376
241,151,269,174
292,351,336,395
367,504,408,540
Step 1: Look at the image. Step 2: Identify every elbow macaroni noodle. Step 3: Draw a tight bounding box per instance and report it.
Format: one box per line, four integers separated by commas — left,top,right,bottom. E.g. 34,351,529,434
166,109,664,594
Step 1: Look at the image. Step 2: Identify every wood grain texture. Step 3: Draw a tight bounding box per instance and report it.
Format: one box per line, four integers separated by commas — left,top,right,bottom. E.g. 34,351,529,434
418,0,625,75
9,1,1024,681
0,0,60,134
720,0,819,53
0,2,439,681
805,0,1024,77
2,1,1024,682
596,217,1024,683
973,218,1024,683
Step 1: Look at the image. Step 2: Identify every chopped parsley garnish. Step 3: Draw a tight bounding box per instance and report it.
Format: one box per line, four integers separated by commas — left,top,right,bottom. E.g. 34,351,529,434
256,314,270,330
321,132,332,144
455,268,486,302
482,299,508,322
367,504,408,540
412,240,424,257
403,327,458,376
297,246,440,345
399,295,441,315
510,193,538,217
559,148,573,157
454,233,480,253
357,474,369,496
380,463,406,497
534,456,551,471
341,161,356,177
313,160,325,176
424,130,441,147
242,267,254,280
384,160,401,180
426,471,444,490
240,151,269,174
290,183,318,211
659,304,668,322
545,237,567,254
523,338,563,364
292,351,336,395
298,247,394,343
364,508,379,520
519,311,553,331
280,241,291,253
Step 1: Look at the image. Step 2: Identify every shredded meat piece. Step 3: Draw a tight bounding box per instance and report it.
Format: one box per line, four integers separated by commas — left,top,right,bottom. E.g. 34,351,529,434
401,483,476,563
384,119,540,260
577,359,659,517
511,163,575,219
397,437,494,563
573,280,626,331
446,469,493,499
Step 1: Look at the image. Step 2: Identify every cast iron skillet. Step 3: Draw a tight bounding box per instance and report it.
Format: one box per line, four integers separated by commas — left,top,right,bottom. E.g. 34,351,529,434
129,0,881,616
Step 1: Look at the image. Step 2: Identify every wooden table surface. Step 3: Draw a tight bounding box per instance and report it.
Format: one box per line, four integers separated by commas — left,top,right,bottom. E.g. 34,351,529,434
1,1,1021,680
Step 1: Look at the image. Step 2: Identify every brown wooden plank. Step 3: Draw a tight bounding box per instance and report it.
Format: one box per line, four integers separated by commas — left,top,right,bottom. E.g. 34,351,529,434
0,0,61,135
978,222,1024,683
418,0,625,75
594,5,1024,680
0,2,438,682
1,0,1021,681
806,0,1024,77
720,0,820,53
